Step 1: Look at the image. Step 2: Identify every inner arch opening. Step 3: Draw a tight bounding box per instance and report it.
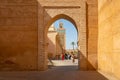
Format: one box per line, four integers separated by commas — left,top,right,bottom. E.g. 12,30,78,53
45,14,78,36
47,18,79,69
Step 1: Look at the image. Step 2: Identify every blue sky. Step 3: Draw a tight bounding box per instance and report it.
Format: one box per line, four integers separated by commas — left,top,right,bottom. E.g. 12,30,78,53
53,19,78,49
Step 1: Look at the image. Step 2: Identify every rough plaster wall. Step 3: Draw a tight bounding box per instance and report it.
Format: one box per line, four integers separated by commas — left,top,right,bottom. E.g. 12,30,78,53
98,0,120,79
0,0,38,70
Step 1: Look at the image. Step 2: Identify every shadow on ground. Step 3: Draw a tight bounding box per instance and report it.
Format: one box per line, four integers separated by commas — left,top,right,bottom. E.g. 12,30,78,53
0,66,108,80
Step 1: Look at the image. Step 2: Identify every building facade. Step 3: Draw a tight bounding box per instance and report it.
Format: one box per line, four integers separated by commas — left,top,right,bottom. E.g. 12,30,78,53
47,22,66,59
47,24,57,59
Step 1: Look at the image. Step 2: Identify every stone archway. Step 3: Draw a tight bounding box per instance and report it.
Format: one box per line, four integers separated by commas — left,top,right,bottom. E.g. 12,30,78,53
45,14,79,67
38,1,87,70
0,0,98,71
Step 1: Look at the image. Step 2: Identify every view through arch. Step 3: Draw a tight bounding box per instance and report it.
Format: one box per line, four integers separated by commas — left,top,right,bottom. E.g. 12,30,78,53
47,19,78,69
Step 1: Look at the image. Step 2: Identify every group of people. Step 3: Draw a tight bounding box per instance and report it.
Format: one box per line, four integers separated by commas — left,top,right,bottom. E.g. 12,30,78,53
61,53,71,60
61,52,75,63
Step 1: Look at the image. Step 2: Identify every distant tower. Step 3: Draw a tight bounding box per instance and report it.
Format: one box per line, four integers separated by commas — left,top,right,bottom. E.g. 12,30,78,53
59,22,63,28
47,23,66,59
56,22,66,54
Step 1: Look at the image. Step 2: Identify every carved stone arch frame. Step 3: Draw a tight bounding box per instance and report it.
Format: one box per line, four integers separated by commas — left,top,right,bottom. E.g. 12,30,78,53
38,1,87,70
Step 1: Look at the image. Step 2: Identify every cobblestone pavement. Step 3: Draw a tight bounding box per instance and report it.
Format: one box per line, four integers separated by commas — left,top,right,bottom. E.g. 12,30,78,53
0,60,119,80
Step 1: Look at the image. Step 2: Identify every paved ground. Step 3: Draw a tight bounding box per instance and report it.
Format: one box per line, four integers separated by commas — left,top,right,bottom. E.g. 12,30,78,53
0,60,119,80
49,59,78,66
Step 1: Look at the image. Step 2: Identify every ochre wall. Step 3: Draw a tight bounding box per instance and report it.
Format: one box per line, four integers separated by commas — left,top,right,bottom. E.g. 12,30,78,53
98,0,120,79
0,0,98,71
86,0,98,70
0,0,38,70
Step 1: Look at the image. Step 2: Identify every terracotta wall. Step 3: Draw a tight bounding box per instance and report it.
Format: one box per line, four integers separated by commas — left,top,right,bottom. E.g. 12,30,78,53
0,0,38,70
98,0,120,79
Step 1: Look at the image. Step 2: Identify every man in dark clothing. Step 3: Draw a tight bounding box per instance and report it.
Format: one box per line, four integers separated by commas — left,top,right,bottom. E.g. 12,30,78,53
65,53,68,60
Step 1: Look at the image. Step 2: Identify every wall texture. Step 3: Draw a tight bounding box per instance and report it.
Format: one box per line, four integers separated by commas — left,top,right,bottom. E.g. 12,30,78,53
98,0,120,79
0,0,38,70
0,0,98,71
86,0,98,70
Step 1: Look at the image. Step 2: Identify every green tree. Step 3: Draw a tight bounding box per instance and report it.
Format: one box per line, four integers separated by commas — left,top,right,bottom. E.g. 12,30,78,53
71,42,75,50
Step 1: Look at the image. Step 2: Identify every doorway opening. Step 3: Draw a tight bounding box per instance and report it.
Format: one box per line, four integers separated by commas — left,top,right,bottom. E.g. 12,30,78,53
47,19,78,69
